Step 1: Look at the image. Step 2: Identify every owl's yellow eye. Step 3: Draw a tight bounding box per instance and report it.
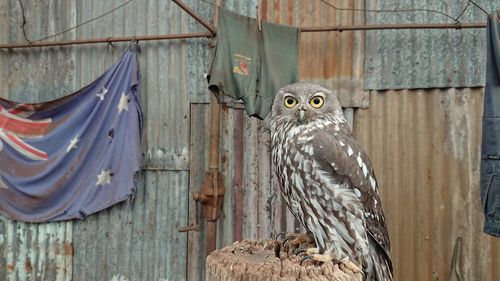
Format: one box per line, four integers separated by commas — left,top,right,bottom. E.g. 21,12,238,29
284,96,298,108
309,96,324,108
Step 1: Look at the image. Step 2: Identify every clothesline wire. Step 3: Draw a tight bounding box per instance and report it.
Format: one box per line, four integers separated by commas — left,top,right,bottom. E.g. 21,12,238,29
18,0,32,45
12,0,493,49
319,0,459,23
319,0,493,23
20,0,134,44
468,0,492,17
202,0,491,25
455,2,472,23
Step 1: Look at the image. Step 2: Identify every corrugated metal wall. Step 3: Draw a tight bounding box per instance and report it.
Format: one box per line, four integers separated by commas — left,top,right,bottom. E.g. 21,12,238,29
188,1,500,281
364,0,500,90
1,1,500,281
361,1,500,279
354,88,500,281
0,0,210,280
0,1,76,280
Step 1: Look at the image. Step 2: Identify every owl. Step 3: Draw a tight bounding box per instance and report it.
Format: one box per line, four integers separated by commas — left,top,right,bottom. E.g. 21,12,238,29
266,82,392,281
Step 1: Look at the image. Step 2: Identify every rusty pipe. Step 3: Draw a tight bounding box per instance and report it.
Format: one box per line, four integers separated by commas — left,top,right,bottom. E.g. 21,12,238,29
202,0,223,257
0,32,211,49
0,22,487,49
208,96,221,172
300,22,486,32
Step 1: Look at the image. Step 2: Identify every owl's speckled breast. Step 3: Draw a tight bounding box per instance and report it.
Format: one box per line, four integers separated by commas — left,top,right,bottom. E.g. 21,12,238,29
269,115,371,268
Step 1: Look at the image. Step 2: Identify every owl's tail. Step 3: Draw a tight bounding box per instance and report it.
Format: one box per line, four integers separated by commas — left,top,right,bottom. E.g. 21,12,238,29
367,238,393,281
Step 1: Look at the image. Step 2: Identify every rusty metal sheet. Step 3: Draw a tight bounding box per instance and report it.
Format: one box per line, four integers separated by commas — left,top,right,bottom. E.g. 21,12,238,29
354,88,500,281
72,171,189,281
2,2,499,281
1,0,192,280
187,103,210,281
261,0,368,108
0,1,75,280
71,0,191,280
0,218,73,281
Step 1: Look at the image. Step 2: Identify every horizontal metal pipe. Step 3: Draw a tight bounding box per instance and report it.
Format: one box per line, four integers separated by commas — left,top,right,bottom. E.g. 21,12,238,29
0,32,212,49
0,22,487,49
300,22,486,32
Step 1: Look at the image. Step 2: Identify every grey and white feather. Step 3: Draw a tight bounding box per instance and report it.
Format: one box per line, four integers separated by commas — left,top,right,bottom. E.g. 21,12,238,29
266,82,392,281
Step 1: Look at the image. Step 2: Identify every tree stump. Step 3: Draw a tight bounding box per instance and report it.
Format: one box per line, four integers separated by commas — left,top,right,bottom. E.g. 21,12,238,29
206,239,363,281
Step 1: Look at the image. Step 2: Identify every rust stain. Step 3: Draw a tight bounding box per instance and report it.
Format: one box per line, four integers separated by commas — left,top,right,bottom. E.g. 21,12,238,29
64,242,74,256
286,0,293,25
6,263,15,272
273,0,280,23
260,0,268,21
25,259,33,272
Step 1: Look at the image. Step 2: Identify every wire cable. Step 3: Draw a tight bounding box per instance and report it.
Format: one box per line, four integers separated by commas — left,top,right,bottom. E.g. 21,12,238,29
17,0,32,45
32,0,134,43
468,0,492,17
454,2,471,23
319,0,459,23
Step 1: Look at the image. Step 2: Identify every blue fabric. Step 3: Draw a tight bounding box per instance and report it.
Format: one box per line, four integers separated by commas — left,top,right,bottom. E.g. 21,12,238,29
481,16,500,237
0,49,142,222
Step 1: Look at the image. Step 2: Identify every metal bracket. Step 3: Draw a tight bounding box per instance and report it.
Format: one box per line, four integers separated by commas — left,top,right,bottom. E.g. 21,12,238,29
194,170,226,222
177,194,201,232
177,170,225,232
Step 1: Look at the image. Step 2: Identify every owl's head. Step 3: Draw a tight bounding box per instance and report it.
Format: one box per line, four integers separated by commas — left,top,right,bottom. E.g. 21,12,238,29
267,82,342,128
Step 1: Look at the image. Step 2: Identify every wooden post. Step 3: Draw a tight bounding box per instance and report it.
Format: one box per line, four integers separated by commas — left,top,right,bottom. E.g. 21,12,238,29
206,240,363,281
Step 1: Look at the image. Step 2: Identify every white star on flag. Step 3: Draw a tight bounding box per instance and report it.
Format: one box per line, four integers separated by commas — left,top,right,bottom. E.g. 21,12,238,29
96,169,112,186
66,135,80,153
117,92,129,114
96,87,108,101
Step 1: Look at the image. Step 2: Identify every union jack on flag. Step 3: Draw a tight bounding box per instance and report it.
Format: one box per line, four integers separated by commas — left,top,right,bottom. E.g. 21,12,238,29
0,104,52,160
0,49,143,222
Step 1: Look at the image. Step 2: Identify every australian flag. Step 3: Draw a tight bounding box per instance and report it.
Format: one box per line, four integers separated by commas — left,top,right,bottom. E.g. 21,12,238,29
0,49,142,222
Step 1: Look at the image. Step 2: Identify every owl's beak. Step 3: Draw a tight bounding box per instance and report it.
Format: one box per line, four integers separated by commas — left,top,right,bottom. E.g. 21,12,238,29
297,104,307,124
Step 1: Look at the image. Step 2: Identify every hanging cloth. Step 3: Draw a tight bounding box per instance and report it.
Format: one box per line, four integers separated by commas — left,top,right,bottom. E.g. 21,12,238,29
208,8,300,119
480,16,500,237
0,49,143,222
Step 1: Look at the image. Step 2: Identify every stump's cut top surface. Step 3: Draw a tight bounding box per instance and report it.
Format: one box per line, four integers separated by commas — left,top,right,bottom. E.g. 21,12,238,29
206,239,363,281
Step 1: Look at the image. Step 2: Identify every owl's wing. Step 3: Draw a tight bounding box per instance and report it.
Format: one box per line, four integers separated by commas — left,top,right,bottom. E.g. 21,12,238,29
311,127,392,259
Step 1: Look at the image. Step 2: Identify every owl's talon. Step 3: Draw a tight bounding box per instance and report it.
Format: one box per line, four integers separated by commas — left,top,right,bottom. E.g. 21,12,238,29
300,255,313,265
275,232,315,257
338,257,362,273
301,250,335,265
299,248,324,266
274,232,288,257
275,232,287,241
293,244,309,255
301,251,362,273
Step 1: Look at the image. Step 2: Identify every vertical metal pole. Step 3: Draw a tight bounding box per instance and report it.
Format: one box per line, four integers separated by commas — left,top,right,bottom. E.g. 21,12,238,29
206,93,221,255
233,110,244,242
205,0,223,256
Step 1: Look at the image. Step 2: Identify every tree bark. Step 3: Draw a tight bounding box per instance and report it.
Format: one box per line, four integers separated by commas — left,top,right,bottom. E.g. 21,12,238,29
206,239,363,281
